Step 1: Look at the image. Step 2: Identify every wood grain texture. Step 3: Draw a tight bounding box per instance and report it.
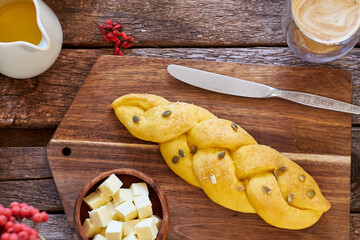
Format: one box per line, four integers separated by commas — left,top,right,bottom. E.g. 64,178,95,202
0,49,107,129
46,56,351,239
47,141,350,239
0,147,51,180
352,128,360,181
20,213,360,240
0,129,54,147
350,214,360,239
351,180,360,213
1,48,360,129
22,214,73,240
44,0,284,47
0,179,63,211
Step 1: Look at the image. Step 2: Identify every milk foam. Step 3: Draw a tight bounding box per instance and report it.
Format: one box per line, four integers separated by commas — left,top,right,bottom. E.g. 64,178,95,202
292,0,360,44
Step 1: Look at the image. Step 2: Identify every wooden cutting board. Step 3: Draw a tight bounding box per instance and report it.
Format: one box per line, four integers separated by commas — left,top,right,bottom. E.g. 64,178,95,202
47,56,351,239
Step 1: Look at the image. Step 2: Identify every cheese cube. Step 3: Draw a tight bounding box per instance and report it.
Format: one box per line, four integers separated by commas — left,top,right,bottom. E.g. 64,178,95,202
152,215,162,230
106,220,124,240
100,227,106,236
133,195,153,219
123,233,139,240
115,200,137,221
130,182,149,196
106,202,119,220
82,218,101,238
123,219,140,236
113,188,134,207
93,234,107,240
89,205,113,227
135,218,158,240
84,192,106,210
96,188,112,202
98,174,123,197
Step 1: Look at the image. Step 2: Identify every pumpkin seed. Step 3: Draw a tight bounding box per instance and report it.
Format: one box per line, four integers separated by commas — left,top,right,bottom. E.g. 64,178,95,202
162,110,171,117
172,155,180,164
178,148,185,158
236,185,245,191
132,115,140,123
307,190,315,198
217,151,225,159
299,174,306,182
190,146,198,155
231,122,238,131
273,169,278,180
278,165,287,173
210,174,217,184
287,193,295,203
262,186,271,194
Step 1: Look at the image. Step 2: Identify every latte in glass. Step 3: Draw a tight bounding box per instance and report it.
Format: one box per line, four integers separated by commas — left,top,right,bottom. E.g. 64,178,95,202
293,0,360,44
282,0,360,62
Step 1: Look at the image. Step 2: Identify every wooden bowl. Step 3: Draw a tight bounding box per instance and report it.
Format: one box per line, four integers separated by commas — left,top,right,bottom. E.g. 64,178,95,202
74,168,170,240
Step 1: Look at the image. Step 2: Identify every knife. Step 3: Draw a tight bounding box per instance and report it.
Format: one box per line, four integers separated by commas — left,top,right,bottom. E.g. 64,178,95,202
167,64,360,114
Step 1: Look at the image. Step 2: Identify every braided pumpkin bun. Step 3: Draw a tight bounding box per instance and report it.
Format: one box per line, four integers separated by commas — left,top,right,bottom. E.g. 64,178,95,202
110,94,331,230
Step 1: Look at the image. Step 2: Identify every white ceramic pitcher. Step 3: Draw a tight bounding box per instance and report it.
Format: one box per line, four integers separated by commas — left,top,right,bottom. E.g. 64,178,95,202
0,0,63,79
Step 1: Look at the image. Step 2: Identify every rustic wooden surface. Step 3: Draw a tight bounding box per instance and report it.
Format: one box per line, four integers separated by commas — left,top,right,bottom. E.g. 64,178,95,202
46,56,351,239
0,0,360,239
46,0,286,47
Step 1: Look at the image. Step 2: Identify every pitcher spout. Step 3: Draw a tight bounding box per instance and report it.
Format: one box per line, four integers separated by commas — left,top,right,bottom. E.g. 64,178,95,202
15,0,51,52
33,0,51,51
20,33,50,52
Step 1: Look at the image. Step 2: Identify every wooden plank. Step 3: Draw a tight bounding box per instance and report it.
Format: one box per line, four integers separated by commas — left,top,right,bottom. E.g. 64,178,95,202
0,49,107,129
352,128,360,181
0,179,63,211
46,56,351,239
351,179,360,213
1,48,360,129
0,129,54,147
44,0,285,47
23,214,73,240
350,213,360,240
13,213,360,240
351,128,360,211
0,147,51,180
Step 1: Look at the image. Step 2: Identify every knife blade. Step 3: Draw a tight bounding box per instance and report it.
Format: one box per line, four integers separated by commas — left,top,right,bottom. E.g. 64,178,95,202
167,64,360,114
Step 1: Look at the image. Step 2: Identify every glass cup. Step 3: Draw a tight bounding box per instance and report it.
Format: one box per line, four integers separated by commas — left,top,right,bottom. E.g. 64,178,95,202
281,0,360,63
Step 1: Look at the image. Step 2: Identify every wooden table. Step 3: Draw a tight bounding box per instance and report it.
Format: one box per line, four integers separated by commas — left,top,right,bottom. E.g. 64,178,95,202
0,0,359,239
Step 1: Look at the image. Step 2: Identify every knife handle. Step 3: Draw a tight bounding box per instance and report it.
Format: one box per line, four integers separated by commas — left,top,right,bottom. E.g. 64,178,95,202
272,89,360,114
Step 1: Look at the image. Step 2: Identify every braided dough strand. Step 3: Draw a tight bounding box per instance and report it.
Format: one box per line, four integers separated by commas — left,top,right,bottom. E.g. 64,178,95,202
111,94,331,229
